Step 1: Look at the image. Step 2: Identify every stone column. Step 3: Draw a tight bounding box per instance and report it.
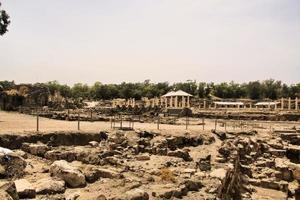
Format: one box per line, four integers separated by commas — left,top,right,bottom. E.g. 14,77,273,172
132,98,135,107
268,102,270,109
288,97,291,110
175,96,178,108
182,96,186,107
250,103,252,109
275,102,277,110
187,96,190,108
295,97,298,110
281,98,284,110
170,96,173,107
165,97,168,108
204,100,206,109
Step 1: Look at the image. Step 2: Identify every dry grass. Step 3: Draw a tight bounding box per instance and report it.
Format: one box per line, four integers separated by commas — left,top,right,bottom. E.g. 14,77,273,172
160,168,176,183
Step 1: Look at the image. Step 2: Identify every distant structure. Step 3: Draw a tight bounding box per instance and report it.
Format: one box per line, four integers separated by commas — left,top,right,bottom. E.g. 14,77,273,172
162,90,193,108
213,101,244,109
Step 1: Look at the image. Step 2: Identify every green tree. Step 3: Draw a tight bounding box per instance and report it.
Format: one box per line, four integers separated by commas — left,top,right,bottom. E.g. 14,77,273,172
0,2,10,35
247,81,262,100
71,83,90,99
197,82,206,98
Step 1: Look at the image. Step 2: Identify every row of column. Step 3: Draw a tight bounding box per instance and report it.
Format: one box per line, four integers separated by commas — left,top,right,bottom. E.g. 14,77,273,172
112,98,136,108
198,97,299,110
166,96,190,108
280,97,298,110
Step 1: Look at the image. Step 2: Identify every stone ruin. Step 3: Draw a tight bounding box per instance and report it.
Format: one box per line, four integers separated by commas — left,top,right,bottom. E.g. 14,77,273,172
0,127,299,199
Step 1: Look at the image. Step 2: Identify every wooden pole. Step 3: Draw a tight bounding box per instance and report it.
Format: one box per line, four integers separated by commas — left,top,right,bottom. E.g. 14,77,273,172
157,116,160,130
186,115,189,130
36,108,39,132
77,113,80,131
202,118,205,130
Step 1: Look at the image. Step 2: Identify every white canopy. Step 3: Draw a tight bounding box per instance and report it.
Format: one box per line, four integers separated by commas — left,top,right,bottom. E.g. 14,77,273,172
254,102,279,106
214,102,244,106
162,90,193,97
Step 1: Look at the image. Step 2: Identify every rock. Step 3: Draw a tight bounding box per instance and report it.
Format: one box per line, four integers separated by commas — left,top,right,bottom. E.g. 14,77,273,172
83,166,121,183
287,145,300,163
13,150,27,159
99,131,109,141
89,141,99,147
66,191,80,200
0,153,27,178
167,150,193,161
210,168,227,180
136,154,150,161
34,177,65,195
0,147,13,155
288,163,300,181
212,130,227,140
21,143,49,157
0,191,15,200
97,168,120,179
138,131,155,139
275,158,293,181
165,136,203,150
100,150,122,159
14,179,35,199
197,155,211,171
0,181,18,200
50,160,86,188
269,149,286,157
96,194,107,200
260,179,288,192
125,189,149,200
288,180,299,198
183,180,203,191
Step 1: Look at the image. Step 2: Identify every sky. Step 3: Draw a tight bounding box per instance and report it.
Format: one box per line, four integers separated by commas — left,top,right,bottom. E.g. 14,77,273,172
0,0,300,86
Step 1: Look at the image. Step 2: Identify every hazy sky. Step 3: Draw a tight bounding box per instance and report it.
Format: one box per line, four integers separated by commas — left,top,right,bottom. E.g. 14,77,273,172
0,0,299,85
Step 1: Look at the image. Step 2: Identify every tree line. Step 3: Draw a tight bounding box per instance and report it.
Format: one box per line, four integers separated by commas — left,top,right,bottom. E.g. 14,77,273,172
1,79,300,100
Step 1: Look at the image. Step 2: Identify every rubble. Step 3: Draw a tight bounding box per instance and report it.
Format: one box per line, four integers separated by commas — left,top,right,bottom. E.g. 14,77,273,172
14,179,35,199
34,178,65,195
0,125,299,199
0,152,27,178
0,181,18,200
50,160,86,188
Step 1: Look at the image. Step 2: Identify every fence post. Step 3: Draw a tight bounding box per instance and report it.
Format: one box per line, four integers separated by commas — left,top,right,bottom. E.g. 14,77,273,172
77,113,80,131
36,108,39,132
202,118,205,130
157,116,160,130
186,115,189,130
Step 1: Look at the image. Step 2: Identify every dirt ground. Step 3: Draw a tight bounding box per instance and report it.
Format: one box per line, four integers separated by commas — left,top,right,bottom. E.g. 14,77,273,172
0,111,299,134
